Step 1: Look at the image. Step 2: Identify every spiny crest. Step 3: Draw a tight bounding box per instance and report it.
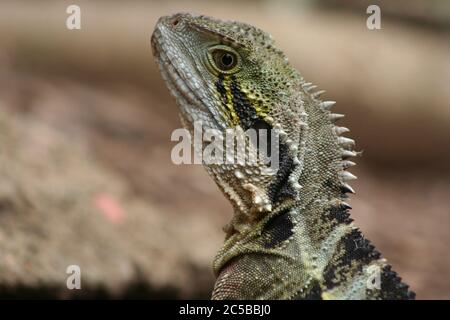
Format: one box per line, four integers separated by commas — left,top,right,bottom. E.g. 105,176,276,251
302,81,360,196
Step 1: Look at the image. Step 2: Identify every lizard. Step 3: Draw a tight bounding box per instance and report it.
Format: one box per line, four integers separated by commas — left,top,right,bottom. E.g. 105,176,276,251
151,13,415,300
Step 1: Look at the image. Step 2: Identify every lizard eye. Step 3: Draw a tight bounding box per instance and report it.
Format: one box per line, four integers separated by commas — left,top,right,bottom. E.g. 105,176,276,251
207,45,240,74
216,52,235,69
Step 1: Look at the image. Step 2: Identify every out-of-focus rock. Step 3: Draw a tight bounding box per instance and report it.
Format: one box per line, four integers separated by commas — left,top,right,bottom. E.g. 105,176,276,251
0,74,228,298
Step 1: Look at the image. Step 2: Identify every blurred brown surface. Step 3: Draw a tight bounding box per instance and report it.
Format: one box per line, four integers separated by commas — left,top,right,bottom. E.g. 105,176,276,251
0,0,449,299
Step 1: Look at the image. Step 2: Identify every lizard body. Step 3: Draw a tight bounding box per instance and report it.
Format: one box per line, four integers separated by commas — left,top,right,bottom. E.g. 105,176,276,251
151,13,415,300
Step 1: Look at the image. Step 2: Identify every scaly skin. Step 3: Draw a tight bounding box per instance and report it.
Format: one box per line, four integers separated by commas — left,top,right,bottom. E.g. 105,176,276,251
151,13,415,300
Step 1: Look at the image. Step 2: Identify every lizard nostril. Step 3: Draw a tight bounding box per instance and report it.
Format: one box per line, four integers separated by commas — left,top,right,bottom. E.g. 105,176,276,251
172,18,180,27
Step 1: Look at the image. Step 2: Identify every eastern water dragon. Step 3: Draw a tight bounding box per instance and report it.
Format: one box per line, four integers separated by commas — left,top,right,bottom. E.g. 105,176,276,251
151,13,415,300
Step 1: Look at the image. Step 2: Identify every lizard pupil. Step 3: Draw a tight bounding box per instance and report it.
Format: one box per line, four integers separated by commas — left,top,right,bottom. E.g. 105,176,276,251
221,53,233,67
212,50,237,71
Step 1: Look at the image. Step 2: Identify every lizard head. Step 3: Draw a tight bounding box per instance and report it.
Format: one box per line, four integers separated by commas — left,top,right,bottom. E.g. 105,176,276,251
152,13,305,232
151,13,299,132
152,13,355,237
151,15,407,300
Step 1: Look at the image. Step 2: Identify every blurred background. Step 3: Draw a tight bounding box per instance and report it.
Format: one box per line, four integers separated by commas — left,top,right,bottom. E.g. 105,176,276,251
0,0,449,299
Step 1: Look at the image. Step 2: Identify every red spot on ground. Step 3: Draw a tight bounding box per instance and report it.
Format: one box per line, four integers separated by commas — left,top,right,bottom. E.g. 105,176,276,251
94,193,125,224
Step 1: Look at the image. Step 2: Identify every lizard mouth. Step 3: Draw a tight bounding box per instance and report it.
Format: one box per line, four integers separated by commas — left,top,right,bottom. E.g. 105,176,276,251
151,27,222,129
152,33,201,113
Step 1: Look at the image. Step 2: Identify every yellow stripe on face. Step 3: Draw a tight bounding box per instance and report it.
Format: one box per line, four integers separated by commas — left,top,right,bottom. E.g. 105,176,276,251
254,105,268,118
223,78,240,126
236,86,269,119
216,75,239,127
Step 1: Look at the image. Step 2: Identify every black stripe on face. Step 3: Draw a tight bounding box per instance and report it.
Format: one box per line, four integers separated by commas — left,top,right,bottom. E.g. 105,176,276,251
216,75,277,167
229,75,260,130
215,74,227,96
215,74,233,122
250,119,272,158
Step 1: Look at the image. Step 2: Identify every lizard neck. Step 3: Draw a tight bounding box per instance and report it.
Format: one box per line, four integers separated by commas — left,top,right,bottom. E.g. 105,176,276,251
212,86,414,300
212,199,413,299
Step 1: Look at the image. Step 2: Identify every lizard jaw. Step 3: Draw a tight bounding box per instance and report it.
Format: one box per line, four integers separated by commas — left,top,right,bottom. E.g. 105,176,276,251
151,19,224,131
